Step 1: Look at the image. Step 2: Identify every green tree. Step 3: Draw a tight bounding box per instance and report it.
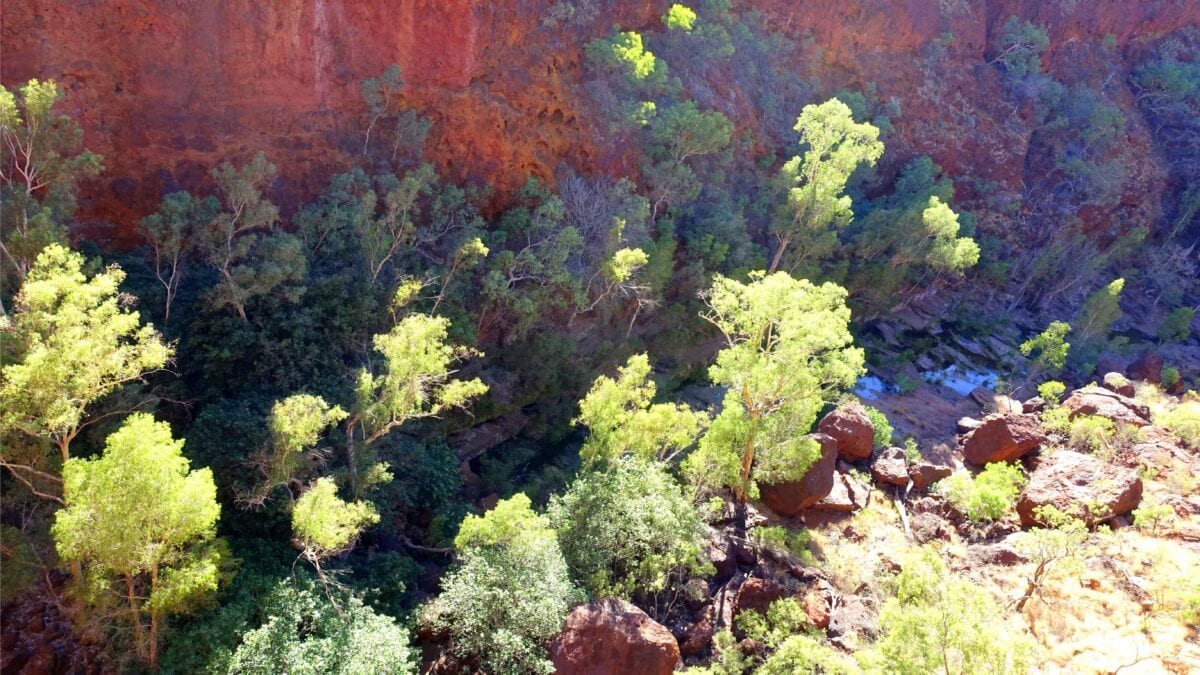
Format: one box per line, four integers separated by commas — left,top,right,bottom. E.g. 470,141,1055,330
199,153,306,322
292,478,379,578
242,395,348,508
53,413,227,668
869,546,1035,674
347,314,488,488
1020,321,1071,374
1013,506,1105,612
429,494,579,674
686,272,864,499
989,17,1050,81
769,99,883,273
1074,278,1124,343
228,575,415,674
575,354,708,466
664,4,697,31
0,245,171,494
548,457,708,598
937,462,1026,522
139,191,220,322
1157,306,1195,345
0,79,103,290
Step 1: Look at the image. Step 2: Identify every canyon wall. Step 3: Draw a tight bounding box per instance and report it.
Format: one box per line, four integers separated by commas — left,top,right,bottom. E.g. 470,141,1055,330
3,0,1197,244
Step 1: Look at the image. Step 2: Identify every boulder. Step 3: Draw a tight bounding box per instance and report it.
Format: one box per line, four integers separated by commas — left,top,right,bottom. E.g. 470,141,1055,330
961,413,1046,465
1016,450,1143,528
1127,351,1164,384
759,434,837,516
956,417,981,434
812,472,870,512
908,462,952,491
827,595,878,639
803,589,830,629
704,530,737,582
733,578,790,620
681,606,715,656
1061,386,1152,427
1021,397,1046,414
1102,372,1135,397
870,447,909,486
817,404,875,461
549,598,680,675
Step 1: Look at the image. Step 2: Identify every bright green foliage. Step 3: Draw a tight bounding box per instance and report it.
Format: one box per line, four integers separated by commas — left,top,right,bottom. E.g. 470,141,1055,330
990,17,1050,80
244,395,347,507
140,191,220,322
575,354,709,465
1132,501,1176,533
432,494,579,674
1074,278,1124,343
760,633,857,674
769,99,884,273
938,462,1026,522
1037,380,1067,405
1158,400,1200,449
200,153,306,322
870,546,1035,674
1067,415,1116,455
228,576,415,674
353,313,488,445
736,598,812,648
586,30,668,85
53,414,226,667
862,404,894,449
1020,321,1071,374
0,79,103,285
1161,365,1182,389
917,197,980,273
687,272,864,498
292,478,379,561
548,457,708,598
664,4,697,31
1158,307,1194,344
0,245,171,467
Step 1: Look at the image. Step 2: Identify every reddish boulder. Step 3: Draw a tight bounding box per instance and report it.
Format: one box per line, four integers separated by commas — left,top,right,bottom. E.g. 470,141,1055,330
812,472,871,512
1127,351,1164,384
1016,450,1143,528
908,462,952,491
817,404,875,461
870,447,909,486
961,413,1045,465
732,578,789,619
549,598,680,675
759,434,837,516
681,605,716,656
803,589,830,629
1061,386,1152,427
1102,372,1135,397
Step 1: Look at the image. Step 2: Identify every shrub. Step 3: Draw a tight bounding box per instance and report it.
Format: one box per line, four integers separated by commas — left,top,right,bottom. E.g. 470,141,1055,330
548,457,709,598
227,576,415,674
869,546,1035,673
1067,415,1115,455
1132,501,1176,534
1157,307,1194,344
750,526,815,566
429,495,580,674
1159,400,1200,448
1037,380,1066,405
863,404,894,449
760,634,857,674
1161,365,1182,390
938,462,1026,522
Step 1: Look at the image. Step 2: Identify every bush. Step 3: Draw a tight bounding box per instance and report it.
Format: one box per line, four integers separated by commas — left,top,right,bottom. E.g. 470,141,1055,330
868,546,1035,673
429,495,580,675
227,575,415,675
1037,380,1066,404
760,634,857,674
938,462,1026,522
548,457,709,598
1132,501,1176,534
863,404,894,449
1068,415,1115,455
1158,400,1200,449
1161,365,1182,390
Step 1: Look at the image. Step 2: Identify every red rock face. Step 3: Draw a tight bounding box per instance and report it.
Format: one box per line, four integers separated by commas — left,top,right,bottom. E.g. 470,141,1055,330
759,433,838,516
3,1,1197,244
960,413,1046,465
1016,449,1143,527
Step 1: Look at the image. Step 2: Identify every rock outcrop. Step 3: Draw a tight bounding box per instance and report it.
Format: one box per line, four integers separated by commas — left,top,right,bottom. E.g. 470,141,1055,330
908,461,952,491
817,404,875,462
1127,351,1164,384
870,446,909,486
549,598,680,675
1016,450,1143,527
812,472,871,512
1061,386,1152,427
1101,372,1135,397
961,413,1045,465
759,434,838,516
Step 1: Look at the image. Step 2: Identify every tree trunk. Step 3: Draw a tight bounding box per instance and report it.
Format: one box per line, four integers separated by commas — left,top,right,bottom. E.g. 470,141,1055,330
125,574,146,661
148,566,159,668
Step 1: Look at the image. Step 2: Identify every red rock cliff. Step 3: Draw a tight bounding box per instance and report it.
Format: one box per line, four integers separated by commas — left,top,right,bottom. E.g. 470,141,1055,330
3,0,1197,243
